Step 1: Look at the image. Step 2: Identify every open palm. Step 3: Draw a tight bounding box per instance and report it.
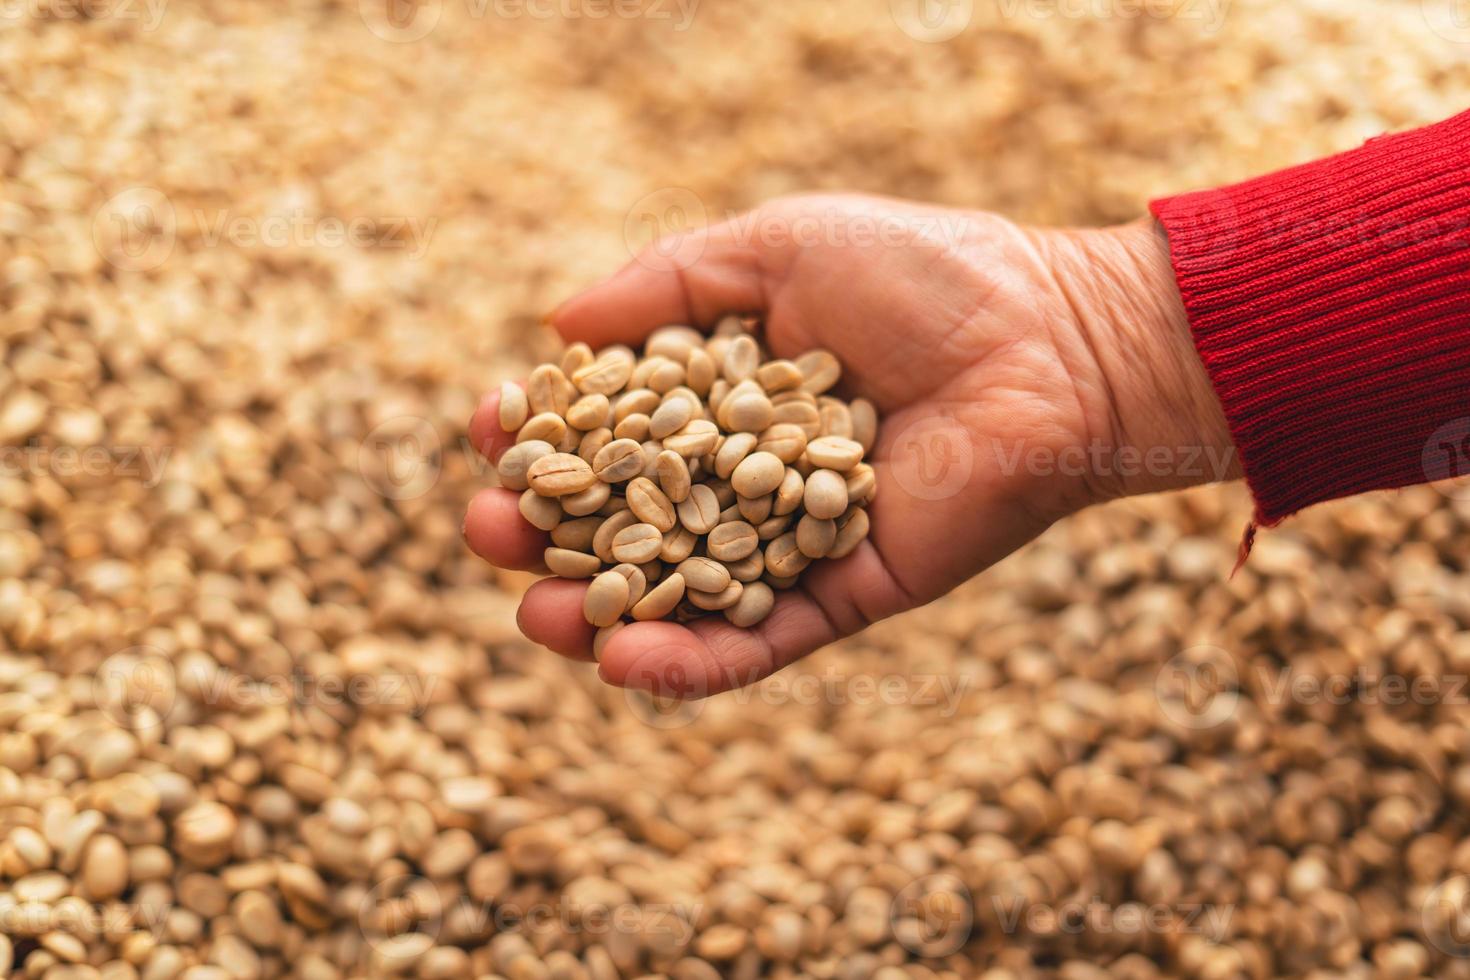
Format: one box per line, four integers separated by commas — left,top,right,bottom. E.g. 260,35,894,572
466,194,1233,696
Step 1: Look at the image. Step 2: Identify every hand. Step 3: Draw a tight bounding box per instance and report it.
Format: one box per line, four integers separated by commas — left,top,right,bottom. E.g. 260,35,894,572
464,194,1236,697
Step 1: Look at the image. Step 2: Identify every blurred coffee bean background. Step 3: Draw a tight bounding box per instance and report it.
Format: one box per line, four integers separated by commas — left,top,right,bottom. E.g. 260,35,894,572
4,1,1470,977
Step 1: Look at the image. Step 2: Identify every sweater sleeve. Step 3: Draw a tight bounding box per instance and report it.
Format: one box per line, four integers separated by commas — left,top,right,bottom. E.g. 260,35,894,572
1150,110,1470,527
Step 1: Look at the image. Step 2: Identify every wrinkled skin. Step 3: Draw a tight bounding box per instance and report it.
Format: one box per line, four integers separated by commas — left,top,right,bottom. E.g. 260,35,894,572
465,194,1236,697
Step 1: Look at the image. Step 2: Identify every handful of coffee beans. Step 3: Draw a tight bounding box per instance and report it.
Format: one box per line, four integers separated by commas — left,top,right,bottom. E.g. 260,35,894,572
496,317,877,650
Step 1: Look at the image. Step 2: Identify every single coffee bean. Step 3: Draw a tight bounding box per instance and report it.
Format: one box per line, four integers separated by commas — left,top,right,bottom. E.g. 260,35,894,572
551,515,602,551
592,439,647,483
545,548,602,578
688,580,744,611
598,495,631,516
754,359,803,393
795,349,841,394
579,427,614,465
592,623,623,662
614,413,651,442
850,397,878,452
611,523,663,564
627,478,676,533
724,550,765,582
639,441,663,479
796,515,836,559
554,426,580,454
725,581,775,627
661,525,697,564
526,453,596,497
765,531,812,577
828,507,870,559
561,480,612,517
649,398,693,440
707,378,731,413
755,423,807,464
664,419,719,458
592,510,639,563
771,399,822,439
757,513,792,541
639,557,665,585
664,385,704,413
498,381,528,432
645,325,704,363
656,450,691,503
708,479,737,508
677,557,731,594
772,468,805,516
845,464,877,505
572,353,633,395
560,341,594,377
721,390,774,433
528,364,575,416
731,452,785,497
708,521,759,561
715,432,758,479
609,563,647,610
496,440,555,492
519,489,563,531
631,573,685,621
566,393,611,431
676,485,721,534
803,469,848,520
615,388,661,422
646,358,685,393
738,493,773,525
518,411,568,445
685,348,717,396
818,399,853,439
722,334,760,383
806,436,864,471
584,571,631,628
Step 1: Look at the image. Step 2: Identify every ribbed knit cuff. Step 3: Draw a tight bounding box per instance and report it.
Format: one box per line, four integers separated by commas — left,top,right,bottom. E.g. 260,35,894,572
1151,110,1470,525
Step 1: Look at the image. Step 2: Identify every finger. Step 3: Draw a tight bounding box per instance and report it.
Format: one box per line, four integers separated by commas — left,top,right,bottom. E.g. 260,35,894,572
597,589,841,698
550,212,786,349
467,384,524,463
463,488,549,572
516,578,596,661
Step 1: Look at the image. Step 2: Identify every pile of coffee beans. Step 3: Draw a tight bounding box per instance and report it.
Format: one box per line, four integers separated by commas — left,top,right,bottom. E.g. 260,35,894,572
496,318,877,645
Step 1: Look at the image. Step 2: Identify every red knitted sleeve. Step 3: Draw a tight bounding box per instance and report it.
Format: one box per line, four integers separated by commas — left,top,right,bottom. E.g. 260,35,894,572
1150,110,1470,527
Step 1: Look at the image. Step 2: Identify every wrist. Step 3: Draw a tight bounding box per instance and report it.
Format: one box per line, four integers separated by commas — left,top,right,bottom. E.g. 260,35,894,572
1028,219,1240,501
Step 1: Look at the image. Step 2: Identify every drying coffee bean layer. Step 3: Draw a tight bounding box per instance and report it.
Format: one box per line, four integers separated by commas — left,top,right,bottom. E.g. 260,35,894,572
498,319,877,639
